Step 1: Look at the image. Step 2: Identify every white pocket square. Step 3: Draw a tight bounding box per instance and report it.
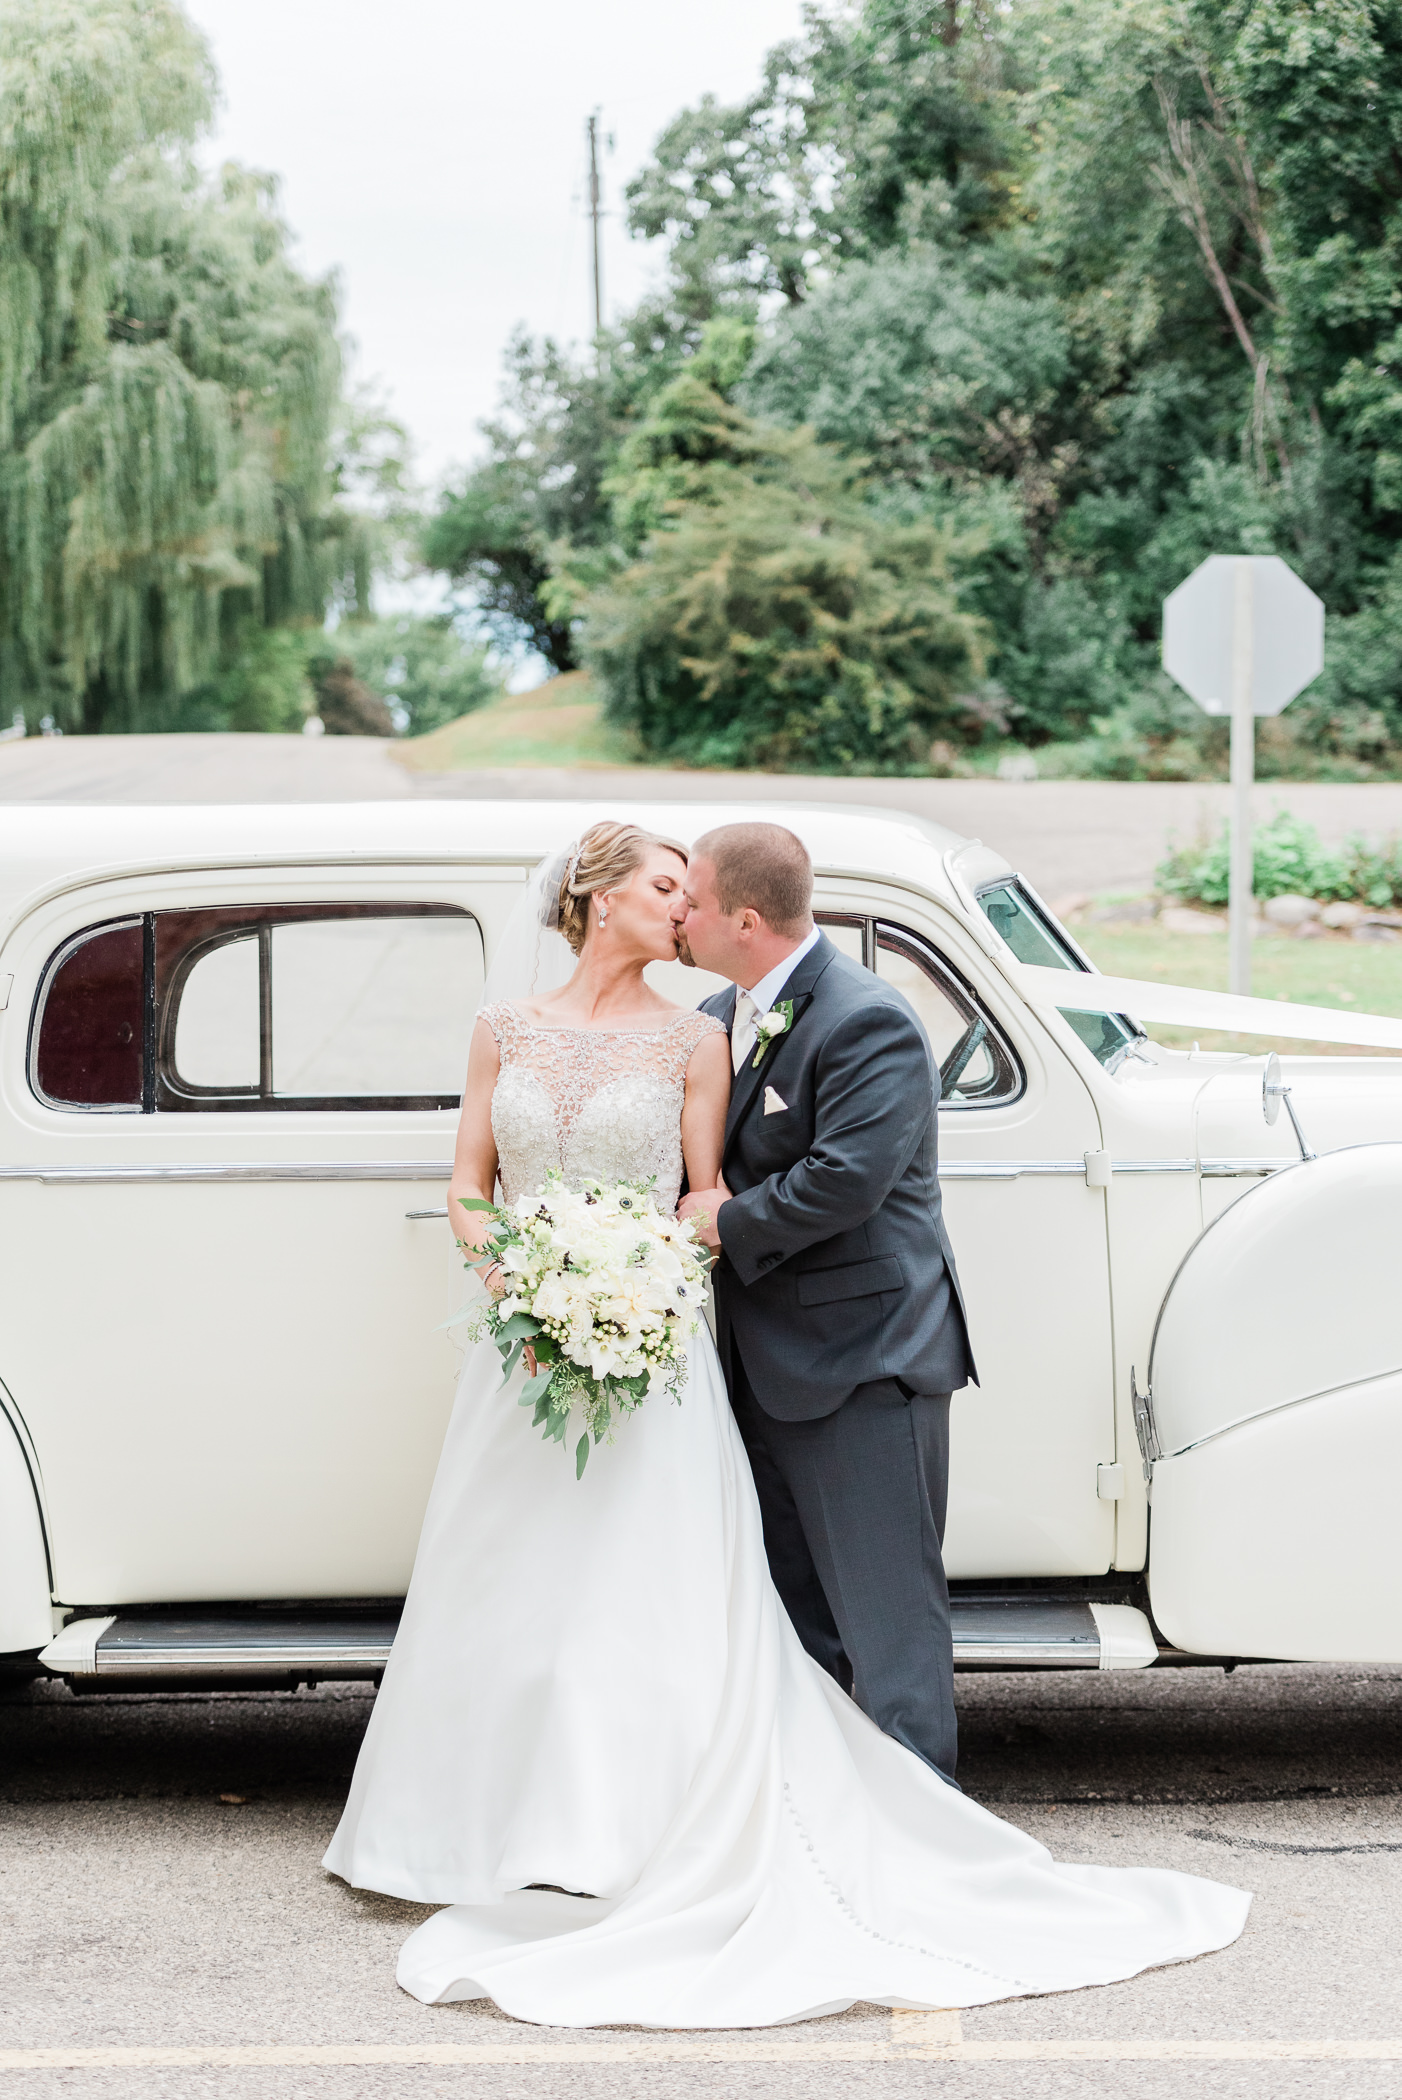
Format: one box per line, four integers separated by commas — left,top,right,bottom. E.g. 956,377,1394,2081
763,1086,789,1115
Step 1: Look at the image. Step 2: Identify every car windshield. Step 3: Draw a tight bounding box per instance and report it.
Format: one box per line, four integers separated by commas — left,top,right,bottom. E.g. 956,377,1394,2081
975,879,1141,1069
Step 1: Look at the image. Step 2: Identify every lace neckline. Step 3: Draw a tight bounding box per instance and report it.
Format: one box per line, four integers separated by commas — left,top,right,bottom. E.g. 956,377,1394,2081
481,1001,725,1207
500,1005,703,1039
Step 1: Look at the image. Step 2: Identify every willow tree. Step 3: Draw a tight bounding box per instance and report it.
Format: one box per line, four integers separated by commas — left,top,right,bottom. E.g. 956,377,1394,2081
0,0,357,731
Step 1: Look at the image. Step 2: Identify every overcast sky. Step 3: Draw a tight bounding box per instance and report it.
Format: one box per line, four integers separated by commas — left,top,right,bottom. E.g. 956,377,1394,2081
184,0,805,492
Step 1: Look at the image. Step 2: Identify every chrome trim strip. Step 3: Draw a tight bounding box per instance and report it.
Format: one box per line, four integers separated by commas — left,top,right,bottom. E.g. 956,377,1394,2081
940,1159,1086,1180
0,1157,1289,1187
49,1604,1110,1678
949,1601,1101,1670
0,1161,454,1185
95,1638,394,1675
942,1157,1291,1181
44,1614,402,1680
954,1640,1101,1667
1165,1358,1402,1461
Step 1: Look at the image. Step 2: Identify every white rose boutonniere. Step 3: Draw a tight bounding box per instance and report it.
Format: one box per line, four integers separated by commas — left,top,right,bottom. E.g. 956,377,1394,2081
751,997,795,1069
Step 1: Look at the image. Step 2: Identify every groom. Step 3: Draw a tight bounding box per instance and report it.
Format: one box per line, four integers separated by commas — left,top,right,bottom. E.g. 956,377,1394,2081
676,822,977,1786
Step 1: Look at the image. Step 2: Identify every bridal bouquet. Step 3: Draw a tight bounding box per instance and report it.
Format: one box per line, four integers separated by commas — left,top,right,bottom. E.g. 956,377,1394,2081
457,1172,711,1477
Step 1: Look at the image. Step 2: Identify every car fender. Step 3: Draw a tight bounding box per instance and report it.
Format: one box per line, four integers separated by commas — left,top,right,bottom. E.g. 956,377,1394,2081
1146,1144,1402,1659
0,1388,52,1654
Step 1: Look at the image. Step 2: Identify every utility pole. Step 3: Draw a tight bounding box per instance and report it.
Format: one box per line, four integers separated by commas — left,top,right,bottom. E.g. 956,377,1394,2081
586,111,604,351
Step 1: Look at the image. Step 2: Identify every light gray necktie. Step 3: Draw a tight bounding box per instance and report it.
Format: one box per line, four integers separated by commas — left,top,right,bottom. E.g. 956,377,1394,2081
731,989,758,1073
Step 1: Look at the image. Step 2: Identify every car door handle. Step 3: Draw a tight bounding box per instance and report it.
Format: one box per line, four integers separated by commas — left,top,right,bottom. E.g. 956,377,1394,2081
405,1208,449,1219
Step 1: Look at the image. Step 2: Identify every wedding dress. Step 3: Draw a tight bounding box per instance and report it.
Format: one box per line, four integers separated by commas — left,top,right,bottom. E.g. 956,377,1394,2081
323,999,1249,2028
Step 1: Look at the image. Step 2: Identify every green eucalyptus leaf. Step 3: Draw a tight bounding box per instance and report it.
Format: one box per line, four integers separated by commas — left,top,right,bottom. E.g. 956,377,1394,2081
576,1434,590,1479
496,1312,542,1343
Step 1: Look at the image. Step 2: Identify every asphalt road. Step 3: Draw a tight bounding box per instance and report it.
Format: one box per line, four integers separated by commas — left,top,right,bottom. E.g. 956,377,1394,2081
8,731,1402,903
1,1662,1399,2100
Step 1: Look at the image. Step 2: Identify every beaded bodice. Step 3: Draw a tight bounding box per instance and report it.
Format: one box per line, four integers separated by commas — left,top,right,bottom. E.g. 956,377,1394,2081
481,1002,725,1212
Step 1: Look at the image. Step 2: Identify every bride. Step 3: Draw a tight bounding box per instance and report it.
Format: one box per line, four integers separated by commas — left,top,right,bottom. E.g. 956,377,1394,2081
323,819,1249,2028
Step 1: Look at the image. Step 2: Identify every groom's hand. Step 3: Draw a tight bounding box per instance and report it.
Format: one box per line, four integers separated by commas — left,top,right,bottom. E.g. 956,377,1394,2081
679,1188,728,1250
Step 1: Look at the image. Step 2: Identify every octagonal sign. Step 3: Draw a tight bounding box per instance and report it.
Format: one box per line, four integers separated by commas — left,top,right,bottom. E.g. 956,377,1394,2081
1162,555,1324,716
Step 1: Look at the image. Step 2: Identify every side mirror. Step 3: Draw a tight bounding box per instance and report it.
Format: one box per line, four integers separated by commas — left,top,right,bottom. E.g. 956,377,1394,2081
1262,1051,1314,1162
1262,1052,1283,1125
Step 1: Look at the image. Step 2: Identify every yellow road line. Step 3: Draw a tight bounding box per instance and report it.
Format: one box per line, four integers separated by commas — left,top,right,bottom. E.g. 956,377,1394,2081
2,2033,1401,2067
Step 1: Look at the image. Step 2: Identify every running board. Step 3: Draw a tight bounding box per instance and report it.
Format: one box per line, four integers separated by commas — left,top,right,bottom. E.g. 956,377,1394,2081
951,1598,1157,1670
38,1612,398,1687
37,1598,1159,1687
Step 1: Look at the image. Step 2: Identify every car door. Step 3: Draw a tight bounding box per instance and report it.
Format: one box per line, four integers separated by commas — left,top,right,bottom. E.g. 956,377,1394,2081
810,886,1118,1579
0,862,524,1606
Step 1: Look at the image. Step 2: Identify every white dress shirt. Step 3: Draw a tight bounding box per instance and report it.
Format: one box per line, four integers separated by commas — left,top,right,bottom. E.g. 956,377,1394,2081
730,925,821,1072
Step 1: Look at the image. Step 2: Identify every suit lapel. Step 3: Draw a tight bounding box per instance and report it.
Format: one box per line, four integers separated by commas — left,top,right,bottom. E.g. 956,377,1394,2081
723,934,836,1152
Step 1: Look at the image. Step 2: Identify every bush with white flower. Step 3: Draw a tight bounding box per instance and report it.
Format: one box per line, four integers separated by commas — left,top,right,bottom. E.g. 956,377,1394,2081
456,1172,711,1476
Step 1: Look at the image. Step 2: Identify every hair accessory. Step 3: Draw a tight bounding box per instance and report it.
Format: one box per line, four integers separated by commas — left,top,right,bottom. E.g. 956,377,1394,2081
539,842,581,932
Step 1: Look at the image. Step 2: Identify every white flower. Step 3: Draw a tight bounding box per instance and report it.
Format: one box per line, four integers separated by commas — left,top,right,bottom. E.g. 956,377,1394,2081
755,1007,789,1041
532,1273,586,1324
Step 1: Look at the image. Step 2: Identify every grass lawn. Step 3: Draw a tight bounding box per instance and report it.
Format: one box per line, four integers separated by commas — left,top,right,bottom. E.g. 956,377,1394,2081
392,672,643,772
1074,919,1402,1054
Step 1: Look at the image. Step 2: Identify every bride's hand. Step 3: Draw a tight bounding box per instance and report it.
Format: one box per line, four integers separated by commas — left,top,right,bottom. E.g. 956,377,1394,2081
679,1185,729,1251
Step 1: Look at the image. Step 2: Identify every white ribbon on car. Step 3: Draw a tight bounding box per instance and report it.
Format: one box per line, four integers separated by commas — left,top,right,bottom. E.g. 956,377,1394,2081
1010,962,1402,1053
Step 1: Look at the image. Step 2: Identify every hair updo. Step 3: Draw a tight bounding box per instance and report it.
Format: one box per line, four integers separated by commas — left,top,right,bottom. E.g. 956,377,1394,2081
552,820,688,956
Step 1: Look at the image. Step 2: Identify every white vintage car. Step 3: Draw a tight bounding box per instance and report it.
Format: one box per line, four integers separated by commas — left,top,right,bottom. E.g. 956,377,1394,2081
4,799,1402,1692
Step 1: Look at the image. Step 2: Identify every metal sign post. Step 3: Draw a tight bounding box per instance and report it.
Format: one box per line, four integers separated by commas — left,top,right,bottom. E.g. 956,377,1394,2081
1228,560,1255,997
1162,555,1324,996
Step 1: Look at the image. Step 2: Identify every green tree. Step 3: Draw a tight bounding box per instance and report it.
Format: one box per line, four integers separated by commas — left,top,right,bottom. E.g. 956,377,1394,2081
338,613,503,737
582,378,984,770
422,335,619,672
625,2,1028,316
176,627,313,734
439,0,1402,773
0,0,359,732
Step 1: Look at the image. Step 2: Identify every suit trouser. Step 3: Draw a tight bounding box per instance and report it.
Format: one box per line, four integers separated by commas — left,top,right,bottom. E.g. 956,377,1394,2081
729,1346,959,1785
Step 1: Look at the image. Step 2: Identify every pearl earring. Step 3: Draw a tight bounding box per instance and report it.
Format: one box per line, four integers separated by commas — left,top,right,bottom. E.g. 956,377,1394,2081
598,904,609,926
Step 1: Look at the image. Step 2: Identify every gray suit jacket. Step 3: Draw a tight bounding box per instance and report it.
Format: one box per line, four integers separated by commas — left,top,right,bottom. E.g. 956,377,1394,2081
703,932,978,1422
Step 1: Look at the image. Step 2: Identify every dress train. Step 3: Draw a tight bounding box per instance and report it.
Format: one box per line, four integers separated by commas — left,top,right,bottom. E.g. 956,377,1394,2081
326,1329,1248,2028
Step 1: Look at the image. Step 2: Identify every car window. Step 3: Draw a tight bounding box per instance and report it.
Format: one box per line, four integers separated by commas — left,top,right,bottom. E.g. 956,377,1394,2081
811,913,1019,1106
975,879,1085,971
874,924,1021,1106
33,904,483,1113
975,878,1140,1069
173,936,260,1090
816,916,865,966
272,919,477,1099
31,919,147,1111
